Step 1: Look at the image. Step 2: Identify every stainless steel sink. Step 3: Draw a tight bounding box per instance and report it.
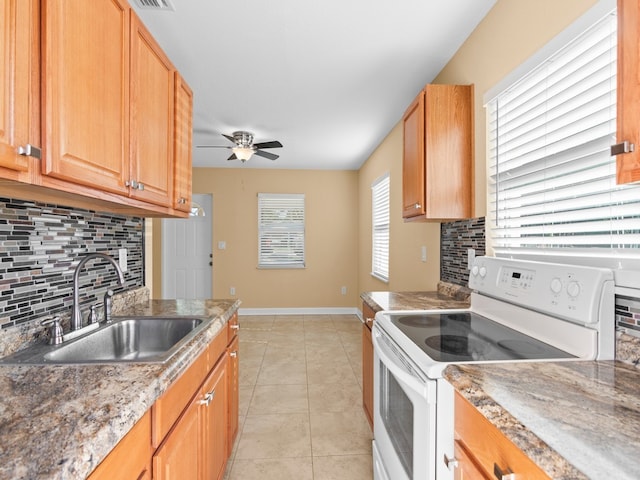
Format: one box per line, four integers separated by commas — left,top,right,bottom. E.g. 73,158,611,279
0,316,212,364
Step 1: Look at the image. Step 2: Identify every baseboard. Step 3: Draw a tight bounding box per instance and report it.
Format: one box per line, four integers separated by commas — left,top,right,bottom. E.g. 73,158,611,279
238,307,360,316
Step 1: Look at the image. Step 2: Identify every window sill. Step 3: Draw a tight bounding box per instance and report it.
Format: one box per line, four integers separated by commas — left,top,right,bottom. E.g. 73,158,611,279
257,264,306,270
370,272,389,283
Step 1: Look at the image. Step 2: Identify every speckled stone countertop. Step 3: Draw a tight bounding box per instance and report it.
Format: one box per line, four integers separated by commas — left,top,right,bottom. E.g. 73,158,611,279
361,284,470,313
0,299,240,480
445,361,640,480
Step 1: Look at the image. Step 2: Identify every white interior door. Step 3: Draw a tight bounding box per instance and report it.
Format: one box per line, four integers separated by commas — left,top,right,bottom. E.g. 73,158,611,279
162,193,213,299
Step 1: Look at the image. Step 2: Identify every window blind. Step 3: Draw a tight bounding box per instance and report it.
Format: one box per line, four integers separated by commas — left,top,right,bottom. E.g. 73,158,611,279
487,10,640,258
258,193,305,268
372,174,390,281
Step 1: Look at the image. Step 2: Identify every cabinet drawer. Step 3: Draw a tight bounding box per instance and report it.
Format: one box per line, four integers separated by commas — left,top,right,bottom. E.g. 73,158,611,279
454,392,550,480
152,347,208,447
362,303,376,331
88,410,151,480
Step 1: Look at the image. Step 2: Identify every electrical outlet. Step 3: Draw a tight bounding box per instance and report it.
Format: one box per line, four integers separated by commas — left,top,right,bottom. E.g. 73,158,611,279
421,246,427,262
118,248,128,272
230,286,236,296
341,286,347,295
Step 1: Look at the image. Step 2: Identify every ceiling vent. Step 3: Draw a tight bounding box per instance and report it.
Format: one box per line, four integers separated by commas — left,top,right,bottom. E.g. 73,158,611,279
134,0,175,11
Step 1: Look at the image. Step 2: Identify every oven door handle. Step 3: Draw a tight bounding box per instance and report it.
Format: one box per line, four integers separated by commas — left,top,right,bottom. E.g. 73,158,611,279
373,327,430,401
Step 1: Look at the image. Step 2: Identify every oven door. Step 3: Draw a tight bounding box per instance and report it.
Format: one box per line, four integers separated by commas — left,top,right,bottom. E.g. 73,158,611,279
373,323,436,480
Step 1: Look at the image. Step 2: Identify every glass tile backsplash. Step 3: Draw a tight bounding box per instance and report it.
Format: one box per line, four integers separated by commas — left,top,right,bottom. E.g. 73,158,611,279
440,217,486,286
0,197,144,329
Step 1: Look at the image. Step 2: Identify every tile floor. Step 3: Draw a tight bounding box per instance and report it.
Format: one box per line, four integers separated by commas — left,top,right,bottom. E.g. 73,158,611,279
224,314,373,480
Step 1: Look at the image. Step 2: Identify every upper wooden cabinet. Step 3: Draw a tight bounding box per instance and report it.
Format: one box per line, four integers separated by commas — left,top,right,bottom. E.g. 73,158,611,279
173,73,193,213
402,84,473,221
41,0,130,195
1,0,191,217
0,0,39,181
614,0,640,184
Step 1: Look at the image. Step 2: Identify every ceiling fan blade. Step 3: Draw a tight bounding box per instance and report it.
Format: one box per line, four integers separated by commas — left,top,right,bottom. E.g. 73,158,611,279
253,140,283,149
254,149,279,161
196,145,231,148
222,133,236,143
227,153,238,161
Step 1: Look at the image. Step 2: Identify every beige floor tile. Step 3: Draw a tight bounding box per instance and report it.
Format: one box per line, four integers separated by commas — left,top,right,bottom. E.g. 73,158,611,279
304,331,340,345
312,455,373,480
235,413,312,459
229,457,313,480
248,384,309,414
239,385,254,416
308,383,362,413
307,362,358,385
265,330,306,345
257,358,307,385
239,362,262,386
310,410,373,456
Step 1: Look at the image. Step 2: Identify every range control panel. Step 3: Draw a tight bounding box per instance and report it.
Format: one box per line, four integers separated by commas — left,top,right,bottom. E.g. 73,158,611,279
468,257,614,325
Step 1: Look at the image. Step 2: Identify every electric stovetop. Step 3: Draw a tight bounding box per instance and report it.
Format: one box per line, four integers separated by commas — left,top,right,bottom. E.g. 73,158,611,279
388,311,575,362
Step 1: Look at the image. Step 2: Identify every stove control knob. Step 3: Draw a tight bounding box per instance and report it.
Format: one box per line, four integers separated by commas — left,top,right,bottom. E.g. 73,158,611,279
471,265,479,276
567,281,581,298
550,277,562,294
479,266,487,278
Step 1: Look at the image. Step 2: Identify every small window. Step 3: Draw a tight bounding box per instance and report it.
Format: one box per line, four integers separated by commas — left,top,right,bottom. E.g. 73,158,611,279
372,174,390,282
258,193,305,268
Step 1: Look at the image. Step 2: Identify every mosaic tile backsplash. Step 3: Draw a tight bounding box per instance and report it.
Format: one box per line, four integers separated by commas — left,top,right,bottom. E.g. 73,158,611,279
440,217,486,286
0,197,144,330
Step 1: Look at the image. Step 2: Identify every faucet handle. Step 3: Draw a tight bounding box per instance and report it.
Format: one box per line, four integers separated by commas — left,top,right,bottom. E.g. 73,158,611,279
41,316,63,345
88,305,99,324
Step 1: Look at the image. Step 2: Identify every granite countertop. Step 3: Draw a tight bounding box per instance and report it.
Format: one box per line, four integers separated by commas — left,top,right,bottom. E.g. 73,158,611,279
361,286,470,313
445,361,640,480
0,299,240,480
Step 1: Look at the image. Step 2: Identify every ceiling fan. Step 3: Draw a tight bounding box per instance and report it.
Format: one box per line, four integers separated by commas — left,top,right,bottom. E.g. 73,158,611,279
197,131,283,162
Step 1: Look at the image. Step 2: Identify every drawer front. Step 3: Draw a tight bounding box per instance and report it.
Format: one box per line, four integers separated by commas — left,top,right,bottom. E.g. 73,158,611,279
454,392,550,480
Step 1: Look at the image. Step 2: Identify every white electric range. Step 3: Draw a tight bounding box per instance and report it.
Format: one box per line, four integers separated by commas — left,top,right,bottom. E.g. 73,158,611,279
371,256,615,480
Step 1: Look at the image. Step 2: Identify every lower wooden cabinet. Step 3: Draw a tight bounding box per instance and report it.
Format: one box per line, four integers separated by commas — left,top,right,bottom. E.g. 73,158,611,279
362,302,375,429
87,410,152,480
454,392,550,480
200,355,228,480
227,334,239,452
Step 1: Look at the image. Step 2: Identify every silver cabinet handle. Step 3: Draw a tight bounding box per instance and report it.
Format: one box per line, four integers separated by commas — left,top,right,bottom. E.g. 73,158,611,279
230,324,239,330
611,141,635,156
198,389,216,407
137,182,144,191
230,351,238,358
444,454,458,471
178,197,187,204
125,180,137,188
494,463,516,480
414,203,421,209
17,144,41,159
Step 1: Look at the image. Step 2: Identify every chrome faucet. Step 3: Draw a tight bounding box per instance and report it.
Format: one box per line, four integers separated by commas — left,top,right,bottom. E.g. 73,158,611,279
71,253,125,331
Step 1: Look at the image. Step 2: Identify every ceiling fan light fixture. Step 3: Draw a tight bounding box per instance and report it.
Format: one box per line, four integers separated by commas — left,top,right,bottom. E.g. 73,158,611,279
232,146,254,162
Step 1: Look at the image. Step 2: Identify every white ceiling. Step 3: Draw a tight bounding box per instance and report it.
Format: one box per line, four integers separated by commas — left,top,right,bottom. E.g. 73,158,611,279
131,0,496,170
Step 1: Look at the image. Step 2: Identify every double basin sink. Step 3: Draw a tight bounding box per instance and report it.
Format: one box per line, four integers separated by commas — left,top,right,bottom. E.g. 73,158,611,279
0,316,213,364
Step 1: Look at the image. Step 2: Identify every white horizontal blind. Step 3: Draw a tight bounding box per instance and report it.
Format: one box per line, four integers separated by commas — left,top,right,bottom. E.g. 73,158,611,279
487,10,640,258
258,193,305,268
372,174,390,281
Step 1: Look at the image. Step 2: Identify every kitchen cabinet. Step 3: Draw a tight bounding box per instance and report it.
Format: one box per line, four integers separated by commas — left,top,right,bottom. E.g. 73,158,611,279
362,302,375,429
402,84,473,220
1,0,191,217
226,312,239,451
454,392,550,480
614,0,640,184
201,355,228,480
88,410,152,480
173,73,193,213
0,0,39,182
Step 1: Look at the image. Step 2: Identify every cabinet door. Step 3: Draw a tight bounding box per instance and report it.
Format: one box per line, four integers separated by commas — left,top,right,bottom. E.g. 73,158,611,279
227,335,239,453
41,0,129,194
453,440,490,480
402,90,426,218
615,0,640,184
0,0,38,180
130,13,174,207
362,321,373,429
173,73,193,212
153,395,201,480
201,355,228,480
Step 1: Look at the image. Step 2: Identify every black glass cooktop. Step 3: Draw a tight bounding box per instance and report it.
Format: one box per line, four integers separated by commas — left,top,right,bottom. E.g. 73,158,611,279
389,311,575,362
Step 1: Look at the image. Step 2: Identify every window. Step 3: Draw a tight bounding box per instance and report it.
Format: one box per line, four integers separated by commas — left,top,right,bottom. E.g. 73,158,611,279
372,174,390,281
487,7,640,261
258,193,305,268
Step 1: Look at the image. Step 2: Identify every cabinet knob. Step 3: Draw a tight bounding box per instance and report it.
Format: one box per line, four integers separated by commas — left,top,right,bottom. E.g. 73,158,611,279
414,203,421,209
125,179,137,188
444,454,458,471
178,197,187,204
230,324,239,331
494,463,516,480
230,351,238,358
137,182,144,191
17,144,41,159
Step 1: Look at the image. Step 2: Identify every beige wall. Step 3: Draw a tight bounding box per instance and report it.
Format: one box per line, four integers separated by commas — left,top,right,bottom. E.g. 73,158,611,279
188,168,359,309
358,123,441,295
434,0,599,219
